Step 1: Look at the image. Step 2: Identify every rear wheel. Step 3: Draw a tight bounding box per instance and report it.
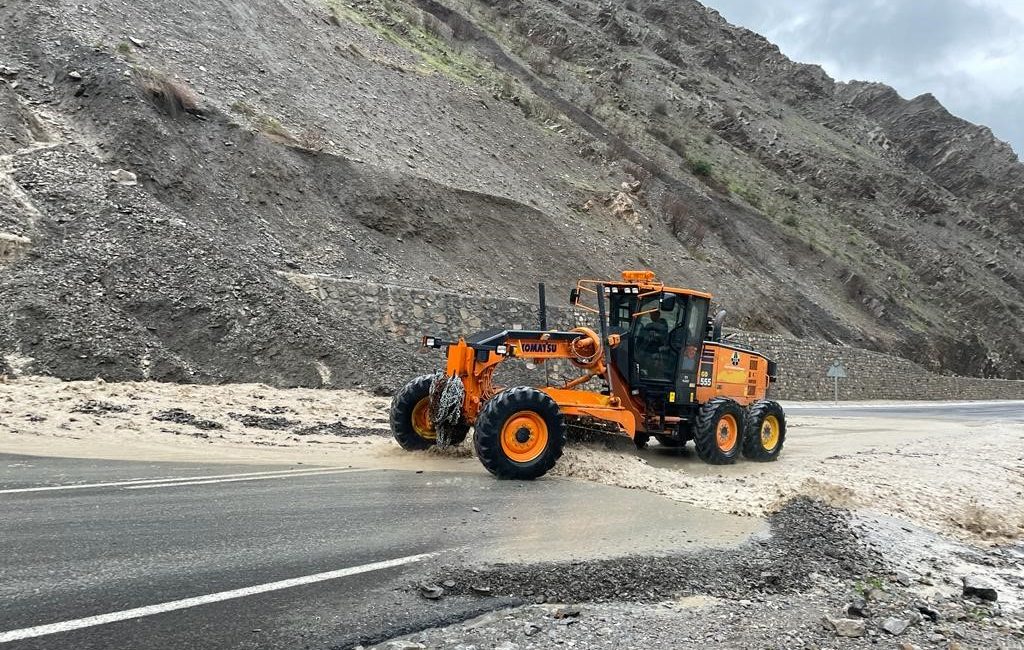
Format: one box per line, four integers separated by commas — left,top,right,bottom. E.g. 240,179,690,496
474,387,565,480
390,375,469,450
743,400,786,461
694,397,744,464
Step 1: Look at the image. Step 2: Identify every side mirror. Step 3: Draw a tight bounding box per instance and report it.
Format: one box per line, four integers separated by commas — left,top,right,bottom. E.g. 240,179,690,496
659,293,677,312
569,288,580,305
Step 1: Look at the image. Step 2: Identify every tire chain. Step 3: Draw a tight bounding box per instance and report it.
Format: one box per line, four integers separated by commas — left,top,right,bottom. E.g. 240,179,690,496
428,372,465,447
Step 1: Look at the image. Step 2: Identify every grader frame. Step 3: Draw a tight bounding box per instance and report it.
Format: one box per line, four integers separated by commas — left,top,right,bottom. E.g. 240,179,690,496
390,271,785,479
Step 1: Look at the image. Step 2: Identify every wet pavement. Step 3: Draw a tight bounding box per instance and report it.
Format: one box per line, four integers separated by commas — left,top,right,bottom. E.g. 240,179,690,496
0,454,760,649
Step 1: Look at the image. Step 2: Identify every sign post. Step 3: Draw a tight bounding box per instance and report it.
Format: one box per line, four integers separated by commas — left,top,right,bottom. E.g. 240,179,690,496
826,361,847,405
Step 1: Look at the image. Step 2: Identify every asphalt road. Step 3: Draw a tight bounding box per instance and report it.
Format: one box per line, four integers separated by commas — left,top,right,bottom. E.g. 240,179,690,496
784,400,1024,422
0,454,753,650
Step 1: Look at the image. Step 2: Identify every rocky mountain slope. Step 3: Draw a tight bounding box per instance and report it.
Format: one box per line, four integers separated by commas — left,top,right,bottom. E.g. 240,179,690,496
1,0,1021,387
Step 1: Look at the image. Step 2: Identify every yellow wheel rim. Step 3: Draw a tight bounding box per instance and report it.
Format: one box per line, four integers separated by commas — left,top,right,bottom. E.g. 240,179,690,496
411,398,436,441
760,414,780,451
500,411,549,463
716,414,738,453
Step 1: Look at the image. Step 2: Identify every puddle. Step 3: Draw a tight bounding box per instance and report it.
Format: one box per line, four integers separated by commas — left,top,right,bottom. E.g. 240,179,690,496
462,475,766,564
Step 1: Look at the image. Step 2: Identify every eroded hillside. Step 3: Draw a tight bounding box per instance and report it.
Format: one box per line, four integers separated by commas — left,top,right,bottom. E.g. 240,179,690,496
0,0,1021,386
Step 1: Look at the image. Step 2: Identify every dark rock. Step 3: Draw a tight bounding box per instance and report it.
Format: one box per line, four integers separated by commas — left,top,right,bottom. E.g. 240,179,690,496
915,603,940,623
153,408,223,430
71,400,129,415
228,412,298,430
845,597,869,618
961,576,998,602
292,421,384,437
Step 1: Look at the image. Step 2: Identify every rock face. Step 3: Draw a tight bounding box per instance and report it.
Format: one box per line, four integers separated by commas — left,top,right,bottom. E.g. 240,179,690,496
837,82,1024,229
0,0,1021,385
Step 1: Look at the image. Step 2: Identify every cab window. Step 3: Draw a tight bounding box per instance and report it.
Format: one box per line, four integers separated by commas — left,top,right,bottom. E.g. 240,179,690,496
633,295,683,382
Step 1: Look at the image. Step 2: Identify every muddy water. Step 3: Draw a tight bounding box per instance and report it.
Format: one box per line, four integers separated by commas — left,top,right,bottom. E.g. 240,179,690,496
4,378,1023,545
857,511,1024,613
459,476,765,563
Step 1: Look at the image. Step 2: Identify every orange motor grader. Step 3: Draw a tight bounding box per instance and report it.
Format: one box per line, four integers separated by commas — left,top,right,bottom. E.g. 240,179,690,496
390,271,785,479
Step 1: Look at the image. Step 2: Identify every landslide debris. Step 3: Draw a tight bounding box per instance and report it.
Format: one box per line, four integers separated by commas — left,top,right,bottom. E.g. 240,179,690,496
433,497,880,603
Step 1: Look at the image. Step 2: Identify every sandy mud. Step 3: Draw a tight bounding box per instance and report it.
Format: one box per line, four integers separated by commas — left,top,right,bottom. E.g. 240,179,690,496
2,377,1022,544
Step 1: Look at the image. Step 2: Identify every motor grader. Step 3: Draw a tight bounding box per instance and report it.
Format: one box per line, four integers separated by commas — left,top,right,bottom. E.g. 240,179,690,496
390,270,785,480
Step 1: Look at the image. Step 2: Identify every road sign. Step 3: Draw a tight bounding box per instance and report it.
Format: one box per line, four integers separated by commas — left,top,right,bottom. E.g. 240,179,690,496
826,361,847,404
826,361,847,378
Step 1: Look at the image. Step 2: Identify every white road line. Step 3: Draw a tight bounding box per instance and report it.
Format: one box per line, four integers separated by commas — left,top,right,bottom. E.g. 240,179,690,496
0,467,349,494
0,552,435,644
123,468,371,489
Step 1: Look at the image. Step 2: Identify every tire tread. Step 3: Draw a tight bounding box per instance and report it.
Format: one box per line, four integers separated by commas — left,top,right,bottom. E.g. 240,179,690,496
474,387,566,480
742,399,786,461
693,397,744,465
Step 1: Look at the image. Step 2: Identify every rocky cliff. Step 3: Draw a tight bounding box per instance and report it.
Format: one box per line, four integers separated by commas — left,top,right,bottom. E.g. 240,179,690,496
0,0,1020,387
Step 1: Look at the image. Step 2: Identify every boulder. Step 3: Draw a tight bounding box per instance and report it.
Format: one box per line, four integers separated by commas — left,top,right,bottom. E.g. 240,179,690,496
962,576,998,602
826,617,866,638
880,617,911,635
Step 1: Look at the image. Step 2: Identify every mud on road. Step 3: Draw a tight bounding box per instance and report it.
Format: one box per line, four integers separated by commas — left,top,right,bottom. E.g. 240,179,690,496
2,377,1023,648
4,377,1020,543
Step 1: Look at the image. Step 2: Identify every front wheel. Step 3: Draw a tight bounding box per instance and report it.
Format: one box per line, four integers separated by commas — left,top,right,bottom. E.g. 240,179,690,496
694,397,744,464
743,400,786,461
474,387,566,480
390,375,469,450
390,375,437,450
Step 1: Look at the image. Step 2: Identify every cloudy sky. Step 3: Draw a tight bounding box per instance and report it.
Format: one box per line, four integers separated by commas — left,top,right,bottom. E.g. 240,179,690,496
701,0,1024,159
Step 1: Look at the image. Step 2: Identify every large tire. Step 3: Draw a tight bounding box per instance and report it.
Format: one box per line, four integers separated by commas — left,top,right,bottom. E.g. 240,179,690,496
694,397,744,464
474,387,566,480
743,400,786,461
390,375,469,450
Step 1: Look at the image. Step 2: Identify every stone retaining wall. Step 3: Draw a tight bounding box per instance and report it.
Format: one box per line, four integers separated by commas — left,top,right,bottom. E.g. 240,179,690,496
282,272,1024,401
726,331,1024,401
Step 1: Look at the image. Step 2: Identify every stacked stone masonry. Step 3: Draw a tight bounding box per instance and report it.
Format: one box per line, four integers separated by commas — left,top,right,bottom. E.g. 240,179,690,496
282,273,1024,401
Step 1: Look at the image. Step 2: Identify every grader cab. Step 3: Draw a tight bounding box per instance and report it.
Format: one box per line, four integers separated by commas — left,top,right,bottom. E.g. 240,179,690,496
390,271,785,480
